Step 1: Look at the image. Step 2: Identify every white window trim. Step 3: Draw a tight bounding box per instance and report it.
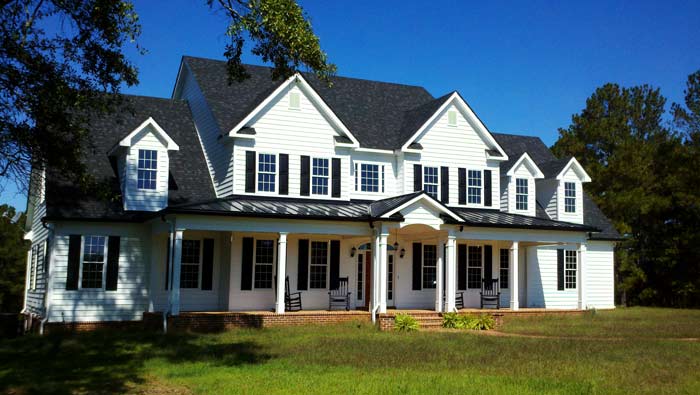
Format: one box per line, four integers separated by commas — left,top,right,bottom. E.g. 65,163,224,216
564,182,577,213
256,152,279,195
309,239,330,290
136,149,158,191
354,161,386,194
564,249,577,290
78,235,108,291
467,169,485,207
422,244,437,290
180,238,203,290
466,244,484,290
253,238,276,290
423,166,440,201
310,157,331,197
515,177,529,212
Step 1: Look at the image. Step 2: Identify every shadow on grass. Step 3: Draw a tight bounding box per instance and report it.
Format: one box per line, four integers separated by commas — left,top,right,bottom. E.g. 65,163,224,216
0,330,272,394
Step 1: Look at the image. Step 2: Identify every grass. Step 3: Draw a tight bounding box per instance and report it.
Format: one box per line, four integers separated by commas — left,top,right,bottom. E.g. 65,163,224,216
0,307,697,394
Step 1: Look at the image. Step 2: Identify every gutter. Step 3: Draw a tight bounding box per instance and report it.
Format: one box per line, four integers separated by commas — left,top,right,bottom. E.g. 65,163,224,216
161,215,176,333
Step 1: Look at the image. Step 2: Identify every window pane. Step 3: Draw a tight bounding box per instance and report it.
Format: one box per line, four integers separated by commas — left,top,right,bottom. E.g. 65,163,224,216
310,241,328,289
467,246,482,289
357,254,363,300
565,250,577,289
137,149,157,190
516,178,528,211
422,245,437,289
81,235,106,289
424,167,439,199
180,240,200,289
254,240,274,289
312,158,329,195
499,248,509,289
468,170,482,204
565,182,576,213
258,153,276,192
360,163,379,192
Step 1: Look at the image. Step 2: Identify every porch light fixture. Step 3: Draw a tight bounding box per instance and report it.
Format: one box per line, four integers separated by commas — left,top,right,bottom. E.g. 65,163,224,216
393,241,399,250
350,246,356,258
400,248,406,258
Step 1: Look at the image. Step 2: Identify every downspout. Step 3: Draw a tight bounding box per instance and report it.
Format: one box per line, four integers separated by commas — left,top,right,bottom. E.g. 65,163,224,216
161,215,176,333
39,220,53,335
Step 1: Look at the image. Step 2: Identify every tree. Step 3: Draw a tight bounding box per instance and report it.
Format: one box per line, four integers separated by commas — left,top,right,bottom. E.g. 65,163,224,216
208,0,336,84
0,205,28,312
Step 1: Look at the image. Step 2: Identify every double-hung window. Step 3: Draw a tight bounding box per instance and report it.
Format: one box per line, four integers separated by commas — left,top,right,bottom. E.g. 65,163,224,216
565,250,577,289
467,246,482,289
254,240,274,289
564,182,576,213
516,178,528,211
310,241,328,289
258,153,276,192
81,235,106,289
423,167,439,200
499,248,509,289
468,170,482,204
311,158,329,196
355,163,384,193
137,149,157,190
180,240,201,289
422,245,437,289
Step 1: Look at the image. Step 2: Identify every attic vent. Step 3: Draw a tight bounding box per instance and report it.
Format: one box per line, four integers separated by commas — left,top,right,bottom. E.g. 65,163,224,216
447,110,457,126
289,92,301,109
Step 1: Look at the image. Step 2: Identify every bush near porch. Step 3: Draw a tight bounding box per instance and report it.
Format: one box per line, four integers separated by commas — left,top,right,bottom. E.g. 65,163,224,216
0,307,699,394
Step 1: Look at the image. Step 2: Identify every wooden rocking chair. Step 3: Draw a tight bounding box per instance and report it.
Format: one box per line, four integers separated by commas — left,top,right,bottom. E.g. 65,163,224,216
275,276,302,312
328,277,351,311
480,278,500,309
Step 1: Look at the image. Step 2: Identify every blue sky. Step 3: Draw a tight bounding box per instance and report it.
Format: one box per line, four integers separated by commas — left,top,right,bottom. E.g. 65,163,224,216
2,0,699,210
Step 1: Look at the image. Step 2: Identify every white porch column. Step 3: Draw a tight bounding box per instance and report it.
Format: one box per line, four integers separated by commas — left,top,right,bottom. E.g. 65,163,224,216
169,229,184,316
445,236,457,312
378,232,389,314
371,231,380,319
435,239,445,312
275,232,288,314
510,241,519,311
578,243,587,310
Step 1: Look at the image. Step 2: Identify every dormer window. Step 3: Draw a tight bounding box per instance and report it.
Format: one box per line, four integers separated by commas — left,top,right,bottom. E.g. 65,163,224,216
137,149,157,190
289,92,301,109
516,178,528,211
564,182,576,213
258,153,277,192
423,167,439,199
447,110,457,126
468,170,482,204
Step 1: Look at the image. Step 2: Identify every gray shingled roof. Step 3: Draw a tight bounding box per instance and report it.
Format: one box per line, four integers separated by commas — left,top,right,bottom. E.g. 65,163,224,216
45,95,216,221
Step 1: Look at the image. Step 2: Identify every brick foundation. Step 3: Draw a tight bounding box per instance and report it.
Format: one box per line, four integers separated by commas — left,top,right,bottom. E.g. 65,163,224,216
42,320,144,334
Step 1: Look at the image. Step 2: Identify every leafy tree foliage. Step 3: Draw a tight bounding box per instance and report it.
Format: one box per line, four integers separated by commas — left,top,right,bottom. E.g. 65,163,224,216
553,73,700,307
209,0,336,84
0,205,28,312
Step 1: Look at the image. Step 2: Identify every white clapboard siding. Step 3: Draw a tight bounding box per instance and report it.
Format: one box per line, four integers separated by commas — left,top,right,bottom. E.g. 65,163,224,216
25,201,48,315
175,65,231,196
404,103,500,209
48,223,150,322
122,126,170,211
585,241,615,309
525,246,579,309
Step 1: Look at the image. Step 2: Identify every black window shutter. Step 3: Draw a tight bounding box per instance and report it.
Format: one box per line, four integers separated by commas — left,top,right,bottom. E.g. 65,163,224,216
557,249,565,291
66,235,81,290
245,151,256,193
458,168,467,205
330,240,340,289
440,166,449,203
105,236,120,291
241,237,254,290
484,169,492,207
300,156,310,196
412,242,422,290
297,239,309,290
165,237,171,290
201,238,214,290
413,165,422,192
279,154,289,195
458,244,467,290
331,158,341,198
484,245,493,283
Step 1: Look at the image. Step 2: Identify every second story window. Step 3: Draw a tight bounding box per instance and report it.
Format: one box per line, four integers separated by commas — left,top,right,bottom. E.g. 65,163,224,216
468,170,482,204
258,153,276,192
312,158,329,195
137,149,157,190
355,163,384,193
424,167,439,199
516,178,528,211
564,182,576,213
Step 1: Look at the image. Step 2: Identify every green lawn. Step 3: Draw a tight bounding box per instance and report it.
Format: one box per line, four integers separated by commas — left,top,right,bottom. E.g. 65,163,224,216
0,307,698,394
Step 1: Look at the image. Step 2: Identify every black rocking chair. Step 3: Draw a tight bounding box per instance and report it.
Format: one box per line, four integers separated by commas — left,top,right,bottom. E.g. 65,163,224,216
442,292,466,310
275,275,302,312
328,277,351,311
480,278,500,309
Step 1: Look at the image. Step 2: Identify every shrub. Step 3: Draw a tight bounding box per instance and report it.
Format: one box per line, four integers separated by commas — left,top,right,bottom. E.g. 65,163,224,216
443,313,495,330
469,314,495,330
442,312,461,328
394,314,419,332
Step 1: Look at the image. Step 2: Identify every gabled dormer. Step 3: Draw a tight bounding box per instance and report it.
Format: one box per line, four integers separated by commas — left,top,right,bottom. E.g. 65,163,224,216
500,153,544,217
536,157,591,224
109,117,180,211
